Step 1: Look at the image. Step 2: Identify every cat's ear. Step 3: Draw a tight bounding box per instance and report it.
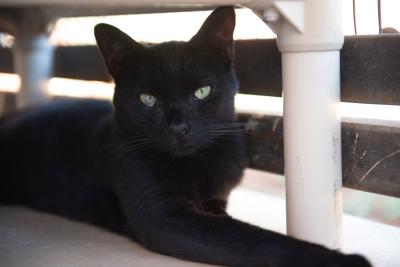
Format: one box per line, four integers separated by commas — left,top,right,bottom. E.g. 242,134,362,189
94,23,144,78
190,6,235,58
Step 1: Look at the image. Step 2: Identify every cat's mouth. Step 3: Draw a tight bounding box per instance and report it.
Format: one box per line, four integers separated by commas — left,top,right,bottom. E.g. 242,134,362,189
165,138,198,157
171,148,195,157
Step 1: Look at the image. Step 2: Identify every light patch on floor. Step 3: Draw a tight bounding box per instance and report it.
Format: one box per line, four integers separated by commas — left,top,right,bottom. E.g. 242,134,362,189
227,186,400,267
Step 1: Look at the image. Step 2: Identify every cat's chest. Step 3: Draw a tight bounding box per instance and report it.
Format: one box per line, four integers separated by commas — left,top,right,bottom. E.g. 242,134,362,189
158,155,216,183
153,151,242,198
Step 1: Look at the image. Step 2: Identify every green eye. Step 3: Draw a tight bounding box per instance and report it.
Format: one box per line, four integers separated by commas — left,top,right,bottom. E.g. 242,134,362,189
194,85,211,100
140,93,157,107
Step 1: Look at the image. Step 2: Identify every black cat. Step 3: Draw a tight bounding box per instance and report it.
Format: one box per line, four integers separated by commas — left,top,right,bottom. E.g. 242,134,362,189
0,6,371,267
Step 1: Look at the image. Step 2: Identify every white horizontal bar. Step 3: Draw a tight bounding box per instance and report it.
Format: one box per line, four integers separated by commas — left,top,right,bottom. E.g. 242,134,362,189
234,93,283,116
0,0,274,8
235,94,400,125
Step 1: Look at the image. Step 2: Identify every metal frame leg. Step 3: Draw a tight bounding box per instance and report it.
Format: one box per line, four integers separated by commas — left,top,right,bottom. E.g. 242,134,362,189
12,32,53,109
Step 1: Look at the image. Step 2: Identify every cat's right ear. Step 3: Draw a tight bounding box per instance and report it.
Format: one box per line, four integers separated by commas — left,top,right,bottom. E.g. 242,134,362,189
189,6,235,59
94,23,144,78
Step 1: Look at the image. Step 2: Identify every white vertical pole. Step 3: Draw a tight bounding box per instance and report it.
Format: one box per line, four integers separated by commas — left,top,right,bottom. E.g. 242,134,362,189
283,51,342,248
12,32,53,109
275,0,344,249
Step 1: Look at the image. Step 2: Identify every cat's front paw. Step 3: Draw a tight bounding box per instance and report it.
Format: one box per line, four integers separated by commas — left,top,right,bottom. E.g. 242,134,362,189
339,254,372,267
324,252,372,267
309,248,372,267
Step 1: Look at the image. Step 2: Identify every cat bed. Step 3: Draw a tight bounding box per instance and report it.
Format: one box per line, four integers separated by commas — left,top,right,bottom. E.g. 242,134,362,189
0,206,214,267
1,187,399,267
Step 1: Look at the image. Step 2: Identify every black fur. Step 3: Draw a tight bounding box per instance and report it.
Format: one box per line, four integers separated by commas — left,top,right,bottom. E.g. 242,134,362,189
0,7,371,267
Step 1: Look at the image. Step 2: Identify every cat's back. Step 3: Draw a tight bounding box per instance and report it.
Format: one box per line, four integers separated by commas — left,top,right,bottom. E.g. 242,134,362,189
0,99,113,164
0,99,112,137
0,99,115,212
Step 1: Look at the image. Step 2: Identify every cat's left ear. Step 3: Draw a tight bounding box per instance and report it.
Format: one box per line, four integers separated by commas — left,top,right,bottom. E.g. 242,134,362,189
94,23,144,78
190,6,235,59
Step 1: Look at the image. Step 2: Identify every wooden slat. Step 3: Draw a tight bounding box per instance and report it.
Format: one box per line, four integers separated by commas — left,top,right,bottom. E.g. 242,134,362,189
342,121,400,196
341,35,400,105
1,35,400,104
236,35,400,104
234,39,282,97
237,113,400,198
239,114,284,175
54,46,110,82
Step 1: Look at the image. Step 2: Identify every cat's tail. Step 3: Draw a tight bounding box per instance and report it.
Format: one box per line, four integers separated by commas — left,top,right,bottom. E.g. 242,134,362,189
0,114,10,203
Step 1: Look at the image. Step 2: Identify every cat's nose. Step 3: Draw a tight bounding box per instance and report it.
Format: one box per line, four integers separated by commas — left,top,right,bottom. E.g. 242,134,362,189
168,122,190,136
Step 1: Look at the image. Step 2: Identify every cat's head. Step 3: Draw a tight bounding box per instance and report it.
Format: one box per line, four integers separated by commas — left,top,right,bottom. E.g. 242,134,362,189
95,6,238,157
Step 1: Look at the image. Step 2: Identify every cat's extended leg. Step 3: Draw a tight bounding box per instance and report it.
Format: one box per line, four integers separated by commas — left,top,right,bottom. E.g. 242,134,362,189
116,183,371,267
130,208,369,267
203,199,228,216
